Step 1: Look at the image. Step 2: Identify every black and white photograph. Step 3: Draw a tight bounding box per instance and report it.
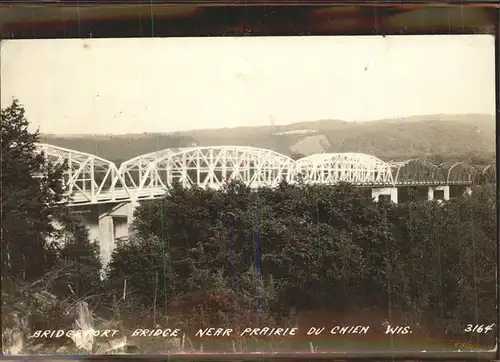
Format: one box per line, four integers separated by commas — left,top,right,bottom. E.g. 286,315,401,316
0,35,496,355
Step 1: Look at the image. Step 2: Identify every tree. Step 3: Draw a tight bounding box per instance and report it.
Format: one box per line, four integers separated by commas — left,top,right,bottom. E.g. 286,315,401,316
49,209,102,305
1,98,67,283
106,177,496,352
2,100,108,354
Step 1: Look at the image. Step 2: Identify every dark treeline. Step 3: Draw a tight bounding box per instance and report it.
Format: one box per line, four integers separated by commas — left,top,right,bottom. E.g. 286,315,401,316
105,180,496,351
2,100,103,354
2,99,497,354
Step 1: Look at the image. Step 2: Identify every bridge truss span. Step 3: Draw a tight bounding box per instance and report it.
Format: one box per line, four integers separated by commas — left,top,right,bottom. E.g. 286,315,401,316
447,162,482,185
295,153,395,186
118,148,189,200
391,158,447,186
120,146,296,201
482,164,496,183
35,143,130,205
36,142,495,205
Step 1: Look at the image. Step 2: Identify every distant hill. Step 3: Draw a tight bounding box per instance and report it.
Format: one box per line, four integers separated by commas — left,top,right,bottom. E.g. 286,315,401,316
40,114,495,166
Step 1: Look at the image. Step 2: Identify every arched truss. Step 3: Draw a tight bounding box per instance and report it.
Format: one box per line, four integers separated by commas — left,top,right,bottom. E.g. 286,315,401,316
390,158,447,185
295,153,394,186
35,142,491,204
35,143,130,205
447,162,482,184
482,164,496,183
118,148,187,190
120,146,296,199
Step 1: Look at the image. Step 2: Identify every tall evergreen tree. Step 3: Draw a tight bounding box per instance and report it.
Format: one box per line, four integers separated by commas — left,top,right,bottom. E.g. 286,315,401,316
49,209,102,304
1,99,66,283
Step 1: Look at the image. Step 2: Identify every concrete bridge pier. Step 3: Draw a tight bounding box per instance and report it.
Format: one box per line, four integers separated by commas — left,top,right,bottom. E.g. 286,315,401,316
97,202,138,270
372,187,398,203
427,185,450,201
97,210,114,268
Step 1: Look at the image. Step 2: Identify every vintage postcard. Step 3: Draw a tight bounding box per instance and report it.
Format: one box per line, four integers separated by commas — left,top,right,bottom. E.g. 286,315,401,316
1,35,496,355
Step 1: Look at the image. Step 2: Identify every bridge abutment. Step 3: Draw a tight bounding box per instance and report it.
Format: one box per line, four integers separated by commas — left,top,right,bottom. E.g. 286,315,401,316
371,187,398,203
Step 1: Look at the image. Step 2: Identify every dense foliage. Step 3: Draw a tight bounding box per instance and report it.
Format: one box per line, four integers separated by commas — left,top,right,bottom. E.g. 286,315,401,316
106,179,496,350
1,100,102,353
1,99,66,282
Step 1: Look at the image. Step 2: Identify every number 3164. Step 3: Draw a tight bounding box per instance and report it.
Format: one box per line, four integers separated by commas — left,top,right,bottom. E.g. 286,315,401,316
464,324,495,333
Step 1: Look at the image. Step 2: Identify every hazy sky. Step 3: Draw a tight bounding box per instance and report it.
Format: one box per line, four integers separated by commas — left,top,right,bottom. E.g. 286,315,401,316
0,35,495,135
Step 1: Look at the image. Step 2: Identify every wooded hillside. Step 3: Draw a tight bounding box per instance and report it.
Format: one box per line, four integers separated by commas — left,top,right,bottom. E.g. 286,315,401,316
41,114,495,166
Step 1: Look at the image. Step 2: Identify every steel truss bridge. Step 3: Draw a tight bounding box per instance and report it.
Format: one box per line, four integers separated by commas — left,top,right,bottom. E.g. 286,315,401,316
35,143,496,206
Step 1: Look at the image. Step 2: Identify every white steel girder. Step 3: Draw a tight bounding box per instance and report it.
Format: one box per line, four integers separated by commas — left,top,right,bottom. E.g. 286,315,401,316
37,142,493,205
120,146,296,201
118,148,187,200
295,153,394,186
35,143,130,205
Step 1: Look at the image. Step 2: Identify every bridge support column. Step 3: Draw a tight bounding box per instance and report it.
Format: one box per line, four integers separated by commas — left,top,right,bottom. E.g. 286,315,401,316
428,186,450,201
372,187,398,203
96,202,139,271
98,212,115,270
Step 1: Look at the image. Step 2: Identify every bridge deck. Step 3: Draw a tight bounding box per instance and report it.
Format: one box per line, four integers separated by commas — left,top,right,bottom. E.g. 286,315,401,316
67,181,475,206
